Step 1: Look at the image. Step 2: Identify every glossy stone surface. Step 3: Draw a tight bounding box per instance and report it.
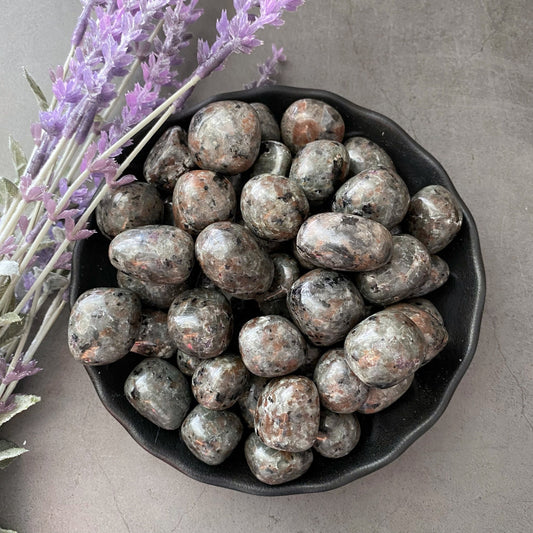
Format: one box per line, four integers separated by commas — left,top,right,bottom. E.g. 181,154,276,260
143,125,195,193
296,213,393,272
280,98,345,154
405,297,445,323
313,410,361,459
255,253,300,303
255,376,320,452
68,288,141,365
124,358,191,430
313,349,369,413
244,433,313,486
239,315,307,377
188,100,261,174
357,374,414,415
180,405,243,466
192,354,250,410
116,271,188,310
195,222,274,295
287,269,365,346
289,140,349,203
249,141,292,177
298,342,324,378
131,309,176,359
344,309,426,388
172,170,236,235
95,181,164,239
343,136,396,175
250,102,281,141
409,254,450,298
109,225,195,284
238,375,269,428
355,234,432,305
332,167,410,229
405,184,463,253
240,174,309,242
176,349,202,376
167,289,233,359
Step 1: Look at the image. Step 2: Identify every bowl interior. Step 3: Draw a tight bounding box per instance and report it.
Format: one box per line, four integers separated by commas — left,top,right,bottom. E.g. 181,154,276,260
70,86,485,495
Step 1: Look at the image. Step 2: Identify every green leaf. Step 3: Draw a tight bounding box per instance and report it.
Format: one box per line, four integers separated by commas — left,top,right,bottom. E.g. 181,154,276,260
8,136,27,180
0,312,22,326
0,177,19,207
0,439,27,470
23,67,49,112
0,394,40,428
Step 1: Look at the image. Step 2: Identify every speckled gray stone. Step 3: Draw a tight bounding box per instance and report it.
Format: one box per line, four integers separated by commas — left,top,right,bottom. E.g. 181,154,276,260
240,174,309,242
180,404,243,466
255,376,320,452
244,433,313,486
343,136,396,175
95,181,164,239
249,141,292,177
167,289,233,359
280,98,345,154
332,167,410,229
344,309,426,388
250,102,281,141
192,354,250,410
313,349,369,414
287,269,365,346
355,234,432,305
124,357,191,430
313,410,361,459
131,309,176,359
68,288,141,366
405,185,463,253
238,375,270,428
409,254,450,298
109,225,195,284
357,374,414,415
405,297,445,323
289,140,349,203
296,213,393,272
143,125,195,193
239,315,307,377
176,349,203,376
188,100,261,174
255,253,300,303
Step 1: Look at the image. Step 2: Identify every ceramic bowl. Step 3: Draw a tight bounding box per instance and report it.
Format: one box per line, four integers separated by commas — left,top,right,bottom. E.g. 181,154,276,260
70,86,485,495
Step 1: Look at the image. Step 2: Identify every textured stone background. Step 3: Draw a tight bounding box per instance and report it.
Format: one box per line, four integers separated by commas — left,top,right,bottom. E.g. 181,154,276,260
1,1,532,532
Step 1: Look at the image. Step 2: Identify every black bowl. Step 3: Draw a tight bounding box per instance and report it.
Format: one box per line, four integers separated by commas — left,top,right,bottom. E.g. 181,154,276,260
70,86,485,495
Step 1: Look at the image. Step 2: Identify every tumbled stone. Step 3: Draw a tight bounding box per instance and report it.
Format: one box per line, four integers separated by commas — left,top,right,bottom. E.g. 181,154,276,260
313,410,361,459
409,254,450,298
250,102,281,141
343,136,396,175
176,349,203,376
131,309,176,359
255,253,300,303
357,374,414,414
238,375,270,428
249,141,292,177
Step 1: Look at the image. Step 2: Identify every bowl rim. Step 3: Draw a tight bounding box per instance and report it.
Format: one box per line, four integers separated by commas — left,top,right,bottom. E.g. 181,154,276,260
72,84,486,496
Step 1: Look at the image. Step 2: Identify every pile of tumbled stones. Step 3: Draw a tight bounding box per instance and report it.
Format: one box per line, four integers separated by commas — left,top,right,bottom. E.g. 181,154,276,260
68,98,463,485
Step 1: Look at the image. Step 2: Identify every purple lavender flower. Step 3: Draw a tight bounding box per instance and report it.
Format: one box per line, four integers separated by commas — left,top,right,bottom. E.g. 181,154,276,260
244,43,286,89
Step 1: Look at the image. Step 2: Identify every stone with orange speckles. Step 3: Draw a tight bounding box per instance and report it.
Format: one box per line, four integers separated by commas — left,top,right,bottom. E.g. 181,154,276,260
344,136,396,175
313,410,361,459
357,374,414,414
250,102,281,141
131,308,176,359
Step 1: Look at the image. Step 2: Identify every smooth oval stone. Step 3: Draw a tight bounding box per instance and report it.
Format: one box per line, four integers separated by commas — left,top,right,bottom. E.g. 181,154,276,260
131,309,176,359
68,288,141,365
296,213,393,272
292,239,317,270
409,254,450,297
313,410,361,459
332,167,410,229
172,170,236,235
239,315,307,377
405,185,463,253
195,222,274,294
245,433,313,486
181,404,243,465
241,174,309,242
255,253,300,303
405,297,445,323
280,98,345,154
109,225,194,284
255,376,320,452
387,302,448,364
176,349,203,376
287,269,365,346
313,349,369,413
117,271,188,310
124,358,191,430
358,374,414,414
249,141,292,177
289,140,349,203
238,375,270,428
344,136,396,174
143,125,195,193
188,100,261,174
96,181,164,239
344,309,426,388
167,289,233,359
250,102,281,141
192,354,250,410
355,234,432,305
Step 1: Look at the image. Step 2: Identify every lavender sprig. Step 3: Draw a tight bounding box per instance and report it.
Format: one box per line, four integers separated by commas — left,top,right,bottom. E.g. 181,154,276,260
244,43,286,89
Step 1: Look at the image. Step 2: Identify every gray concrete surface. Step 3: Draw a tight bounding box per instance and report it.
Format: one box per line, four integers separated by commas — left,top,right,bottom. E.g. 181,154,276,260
1,1,532,532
